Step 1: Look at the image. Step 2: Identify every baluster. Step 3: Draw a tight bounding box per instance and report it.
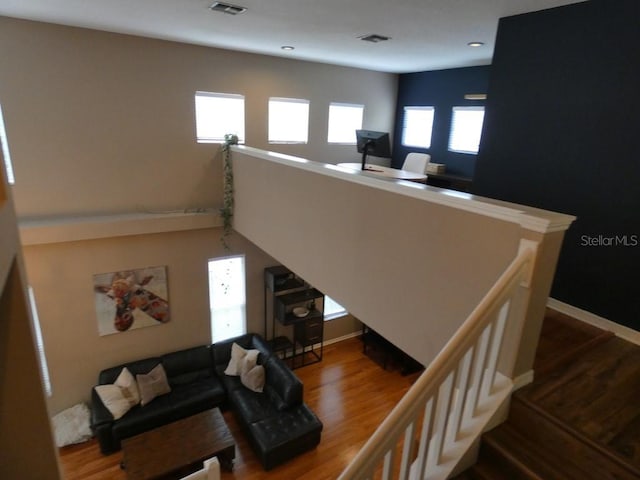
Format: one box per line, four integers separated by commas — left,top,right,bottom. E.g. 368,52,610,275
383,447,395,480
413,397,434,480
446,348,473,446
463,324,491,422
398,421,416,480
426,372,454,469
480,301,510,401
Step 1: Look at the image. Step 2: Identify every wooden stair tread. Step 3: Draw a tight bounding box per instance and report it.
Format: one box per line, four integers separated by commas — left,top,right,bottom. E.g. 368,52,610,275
479,424,579,479
509,394,640,480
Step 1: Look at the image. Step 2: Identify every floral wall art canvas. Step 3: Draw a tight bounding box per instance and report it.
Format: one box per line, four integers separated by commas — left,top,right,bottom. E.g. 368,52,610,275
94,266,170,336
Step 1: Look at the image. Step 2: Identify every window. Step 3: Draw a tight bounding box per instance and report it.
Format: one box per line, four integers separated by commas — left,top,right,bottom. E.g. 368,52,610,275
401,106,435,149
0,104,15,184
208,255,246,343
268,97,310,144
195,91,245,143
327,103,364,144
324,295,347,320
28,287,52,396
448,106,485,154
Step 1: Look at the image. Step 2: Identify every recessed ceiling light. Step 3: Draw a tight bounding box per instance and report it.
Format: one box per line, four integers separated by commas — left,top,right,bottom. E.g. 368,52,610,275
467,41,484,47
281,46,295,51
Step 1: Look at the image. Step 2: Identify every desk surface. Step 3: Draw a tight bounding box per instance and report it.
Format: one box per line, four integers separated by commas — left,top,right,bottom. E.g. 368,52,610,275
337,162,427,181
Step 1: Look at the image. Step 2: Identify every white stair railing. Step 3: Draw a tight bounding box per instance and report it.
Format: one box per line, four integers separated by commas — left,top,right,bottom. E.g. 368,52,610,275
338,246,535,480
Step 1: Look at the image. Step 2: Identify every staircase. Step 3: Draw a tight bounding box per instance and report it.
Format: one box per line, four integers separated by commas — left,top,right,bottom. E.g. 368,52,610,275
455,311,640,480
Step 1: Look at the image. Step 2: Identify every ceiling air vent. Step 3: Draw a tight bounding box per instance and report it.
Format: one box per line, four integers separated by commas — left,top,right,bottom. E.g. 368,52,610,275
209,2,247,15
359,34,391,43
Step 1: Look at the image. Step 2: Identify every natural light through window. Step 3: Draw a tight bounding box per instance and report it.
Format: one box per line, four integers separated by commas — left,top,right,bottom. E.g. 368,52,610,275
327,103,364,144
448,106,485,154
208,255,246,343
28,287,52,397
268,97,310,144
195,91,245,143
0,104,15,185
401,106,435,149
324,295,347,320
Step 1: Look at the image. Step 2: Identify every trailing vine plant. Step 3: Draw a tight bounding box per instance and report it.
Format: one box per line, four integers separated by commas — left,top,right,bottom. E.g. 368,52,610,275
220,133,238,250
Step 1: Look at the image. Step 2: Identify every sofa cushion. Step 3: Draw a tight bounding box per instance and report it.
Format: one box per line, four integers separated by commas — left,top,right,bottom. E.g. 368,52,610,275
247,404,323,470
162,345,214,384
169,377,226,418
263,355,303,410
229,385,277,425
99,357,161,385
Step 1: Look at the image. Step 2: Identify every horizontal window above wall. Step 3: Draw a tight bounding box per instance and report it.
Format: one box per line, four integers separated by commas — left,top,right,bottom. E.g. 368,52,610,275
195,91,245,143
448,106,485,155
268,97,309,144
327,103,364,144
402,106,434,149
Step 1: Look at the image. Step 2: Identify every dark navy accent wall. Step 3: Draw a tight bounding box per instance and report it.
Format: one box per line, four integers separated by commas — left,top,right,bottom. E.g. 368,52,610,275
473,0,640,331
392,66,491,176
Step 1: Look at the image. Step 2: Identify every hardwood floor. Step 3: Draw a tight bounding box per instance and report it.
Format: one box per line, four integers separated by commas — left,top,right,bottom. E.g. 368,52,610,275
58,337,420,480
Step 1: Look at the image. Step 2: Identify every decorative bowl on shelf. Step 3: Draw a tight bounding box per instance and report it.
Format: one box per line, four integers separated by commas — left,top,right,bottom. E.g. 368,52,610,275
292,306,309,318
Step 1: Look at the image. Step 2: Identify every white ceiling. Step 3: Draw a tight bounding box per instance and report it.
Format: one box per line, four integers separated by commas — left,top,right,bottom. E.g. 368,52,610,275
0,0,584,73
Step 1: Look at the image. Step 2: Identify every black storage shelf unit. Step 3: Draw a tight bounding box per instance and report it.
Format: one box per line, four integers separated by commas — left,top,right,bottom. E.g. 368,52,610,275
275,288,323,326
264,266,324,369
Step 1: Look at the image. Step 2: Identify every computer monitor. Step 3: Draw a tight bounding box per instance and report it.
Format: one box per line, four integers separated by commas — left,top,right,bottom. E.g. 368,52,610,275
356,130,391,170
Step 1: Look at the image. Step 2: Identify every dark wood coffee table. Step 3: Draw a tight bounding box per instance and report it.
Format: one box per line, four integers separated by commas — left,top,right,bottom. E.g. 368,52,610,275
121,407,235,479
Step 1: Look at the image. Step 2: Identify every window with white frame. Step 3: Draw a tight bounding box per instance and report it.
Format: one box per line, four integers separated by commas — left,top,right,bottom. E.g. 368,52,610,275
28,287,52,396
0,104,15,185
401,106,435,149
327,103,364,144
324,295,347,320
268,97,310,144
195,91,245,143
448,106,485,154
208,255,246,343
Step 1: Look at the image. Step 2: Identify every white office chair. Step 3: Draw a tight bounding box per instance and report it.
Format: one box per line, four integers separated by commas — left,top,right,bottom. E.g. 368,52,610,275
402,152,431,174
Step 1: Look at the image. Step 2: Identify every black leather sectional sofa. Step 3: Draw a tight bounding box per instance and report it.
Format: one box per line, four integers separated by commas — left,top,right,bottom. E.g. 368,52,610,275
90,333,323,470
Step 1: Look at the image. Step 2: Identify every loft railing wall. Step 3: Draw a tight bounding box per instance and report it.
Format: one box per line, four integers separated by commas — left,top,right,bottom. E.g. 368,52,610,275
230,145,573,381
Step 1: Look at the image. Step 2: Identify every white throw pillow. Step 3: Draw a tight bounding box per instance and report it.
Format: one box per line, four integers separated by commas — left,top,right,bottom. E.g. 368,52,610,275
224,343,260,376
115,367,140,406
95,384,134,420
241,364,265,393
95,367,142,420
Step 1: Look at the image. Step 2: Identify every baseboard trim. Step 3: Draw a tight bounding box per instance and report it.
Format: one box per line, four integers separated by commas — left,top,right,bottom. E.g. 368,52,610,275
321,330,361,347
512,369,534,391
547,297,640,346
